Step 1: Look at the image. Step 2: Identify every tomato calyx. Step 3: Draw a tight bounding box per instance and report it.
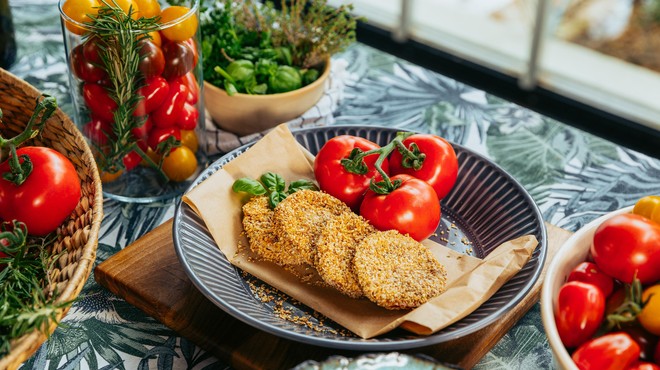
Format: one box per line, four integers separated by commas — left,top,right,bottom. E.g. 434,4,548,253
604,276,647,332
337,132,418,194
0,96,58,185
0,220,28,255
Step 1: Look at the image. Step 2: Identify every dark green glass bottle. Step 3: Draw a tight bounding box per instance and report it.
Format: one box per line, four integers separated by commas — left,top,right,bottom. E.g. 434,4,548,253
0,0,16,69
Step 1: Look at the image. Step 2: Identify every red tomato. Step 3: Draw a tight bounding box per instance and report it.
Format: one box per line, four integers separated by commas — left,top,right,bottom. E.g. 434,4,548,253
122,150,142,171
572,333,640,370
162,41,194,79
83,83,117,123
0,147,82,236
654,340,660,365
71,44,107,83
314,135,389,211
628,362,660,370
182,38,199,68
360,174,440,241
176,102,198,130
147,126,181,153
131,116,152,142
592,213,660,284
621,325,660,361
555,281,605,348
135,76,170,115
567,261,615,298
179,71,199,104
83,115,113,146
151,81,188,128
389,134,458,200
82,36,103,64
138,40,165,79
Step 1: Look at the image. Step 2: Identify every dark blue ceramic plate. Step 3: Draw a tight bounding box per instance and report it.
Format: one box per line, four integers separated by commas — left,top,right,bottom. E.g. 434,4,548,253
173,125,547,350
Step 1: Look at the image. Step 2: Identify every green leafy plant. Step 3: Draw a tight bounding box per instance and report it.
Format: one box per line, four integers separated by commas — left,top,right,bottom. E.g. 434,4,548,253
233,172,317,208
200,0,359,95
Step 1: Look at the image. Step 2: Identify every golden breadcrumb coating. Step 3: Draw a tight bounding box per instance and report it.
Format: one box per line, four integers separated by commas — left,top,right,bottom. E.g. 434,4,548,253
353,230,448,310
315,212,375,298
273,189,351,266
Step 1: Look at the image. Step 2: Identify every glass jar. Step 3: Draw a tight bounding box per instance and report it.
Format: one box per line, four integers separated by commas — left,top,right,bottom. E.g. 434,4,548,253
59,0,206,203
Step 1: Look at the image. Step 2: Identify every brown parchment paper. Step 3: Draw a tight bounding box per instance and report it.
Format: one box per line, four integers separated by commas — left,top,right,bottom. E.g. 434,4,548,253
182,124,538,339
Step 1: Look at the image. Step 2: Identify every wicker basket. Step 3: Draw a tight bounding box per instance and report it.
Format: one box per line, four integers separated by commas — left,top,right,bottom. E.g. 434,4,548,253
0,68,103,370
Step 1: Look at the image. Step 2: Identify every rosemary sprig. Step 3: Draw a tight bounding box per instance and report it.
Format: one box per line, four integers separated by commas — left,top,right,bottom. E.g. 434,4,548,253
87,1,167,181
0,221,72,356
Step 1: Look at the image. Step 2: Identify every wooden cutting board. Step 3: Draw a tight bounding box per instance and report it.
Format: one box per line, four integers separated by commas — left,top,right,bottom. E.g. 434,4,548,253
94,220,571,370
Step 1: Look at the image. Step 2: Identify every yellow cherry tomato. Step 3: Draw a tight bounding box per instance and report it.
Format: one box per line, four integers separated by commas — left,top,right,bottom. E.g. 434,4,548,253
99,168,123,183
638,284,660,335
633,195,660,225
106,0,139,19
180,129,198,153
162,146,197,182
61,0,100,35
135,0,161,19
159,6,197,42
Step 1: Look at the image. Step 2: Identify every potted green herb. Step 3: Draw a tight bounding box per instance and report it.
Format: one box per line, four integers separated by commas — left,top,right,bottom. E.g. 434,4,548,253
200,0,358,135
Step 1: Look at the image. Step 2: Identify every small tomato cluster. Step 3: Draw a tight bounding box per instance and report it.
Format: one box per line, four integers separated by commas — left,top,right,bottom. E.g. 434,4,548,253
313,132,458,241
63,0,200,182
555,195,660,370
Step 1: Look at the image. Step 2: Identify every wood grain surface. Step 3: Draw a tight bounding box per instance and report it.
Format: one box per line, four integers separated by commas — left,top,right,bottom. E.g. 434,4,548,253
94,220,571,370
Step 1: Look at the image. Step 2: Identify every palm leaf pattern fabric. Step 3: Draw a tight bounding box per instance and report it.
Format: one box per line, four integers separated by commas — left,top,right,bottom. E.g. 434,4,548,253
10,1,660,369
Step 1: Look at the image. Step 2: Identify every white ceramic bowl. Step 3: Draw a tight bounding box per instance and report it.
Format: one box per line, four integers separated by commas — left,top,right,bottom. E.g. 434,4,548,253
541,206,633,369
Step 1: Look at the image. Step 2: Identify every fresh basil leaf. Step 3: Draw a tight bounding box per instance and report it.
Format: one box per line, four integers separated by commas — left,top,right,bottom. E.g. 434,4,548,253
232,178,266,195
261,172,285,192
288,179,318,194
268,191,287,209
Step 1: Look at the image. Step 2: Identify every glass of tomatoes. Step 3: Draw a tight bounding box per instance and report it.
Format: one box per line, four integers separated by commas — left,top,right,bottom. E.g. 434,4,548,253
59,0,206,202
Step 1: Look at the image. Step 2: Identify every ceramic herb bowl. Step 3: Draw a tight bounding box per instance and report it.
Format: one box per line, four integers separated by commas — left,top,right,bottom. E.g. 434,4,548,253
540,206,633,370
204,59,331,136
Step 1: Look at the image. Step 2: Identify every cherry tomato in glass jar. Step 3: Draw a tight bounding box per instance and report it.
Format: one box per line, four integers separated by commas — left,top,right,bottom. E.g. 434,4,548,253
177,102,198,130
180,129,198,153
182,38,199,68
360,174,440,241
628,362,660,370
61,0,100,35
131,116,152,142
71,44,107,83
135,0,161,18
159,6,198,42
111,0,140,19
151,81,188,128
138,40,165,79
162,146,197,182
122,150,142,171
83,115,113,146
82,36,103,64
148,126,181,153
135,76,170,115
83,83,117,122
179,71,198,104
162,41,195,79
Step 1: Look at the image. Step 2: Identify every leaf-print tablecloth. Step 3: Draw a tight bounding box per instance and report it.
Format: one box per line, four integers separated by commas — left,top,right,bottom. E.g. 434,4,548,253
8,1,660,369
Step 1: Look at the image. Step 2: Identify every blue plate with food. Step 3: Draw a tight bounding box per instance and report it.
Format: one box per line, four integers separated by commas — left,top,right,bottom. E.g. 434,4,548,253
173,125,547,350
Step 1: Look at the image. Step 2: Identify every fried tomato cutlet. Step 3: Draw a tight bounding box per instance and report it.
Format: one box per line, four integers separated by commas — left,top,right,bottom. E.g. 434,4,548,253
354,230,448,310
273,189,351,266
315,212,375,298
242,196,300,266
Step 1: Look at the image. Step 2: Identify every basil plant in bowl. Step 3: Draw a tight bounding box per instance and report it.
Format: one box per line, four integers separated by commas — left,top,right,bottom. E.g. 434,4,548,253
200,0,358,136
